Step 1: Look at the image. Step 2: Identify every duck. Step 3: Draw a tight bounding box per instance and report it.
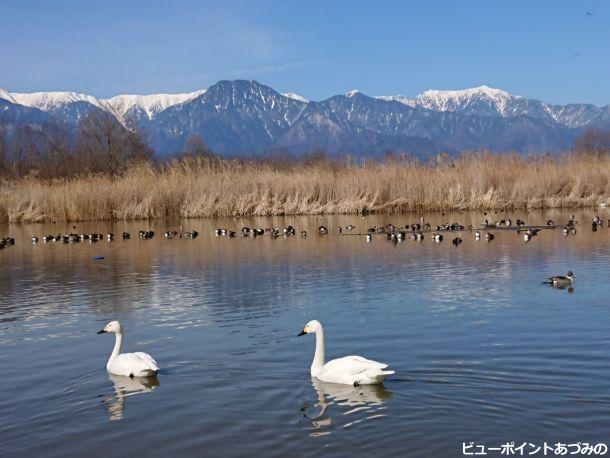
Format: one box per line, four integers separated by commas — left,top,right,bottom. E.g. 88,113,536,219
297,320,393,386
139,230,154,239
185,230,198,239
568,214,578,226
545,271,575,288
365,234,372,242
474,231,481,240
97,321,159,378
523,232,532,242
164,231,174,239
452,237,463,246
485,232,495,241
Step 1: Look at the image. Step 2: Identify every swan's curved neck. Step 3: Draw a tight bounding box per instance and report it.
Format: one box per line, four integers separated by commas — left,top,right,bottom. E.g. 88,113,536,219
110,331,123,361
311,327,326,376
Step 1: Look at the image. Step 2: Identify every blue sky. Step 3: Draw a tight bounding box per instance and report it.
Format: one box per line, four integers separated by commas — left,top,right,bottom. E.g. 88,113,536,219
1,0,608,104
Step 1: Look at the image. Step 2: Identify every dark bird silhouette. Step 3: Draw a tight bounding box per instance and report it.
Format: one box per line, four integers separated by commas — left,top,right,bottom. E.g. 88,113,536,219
586,11,592,16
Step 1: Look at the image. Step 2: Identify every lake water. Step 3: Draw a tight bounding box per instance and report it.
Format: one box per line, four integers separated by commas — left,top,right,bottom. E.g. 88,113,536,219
1,209,609,457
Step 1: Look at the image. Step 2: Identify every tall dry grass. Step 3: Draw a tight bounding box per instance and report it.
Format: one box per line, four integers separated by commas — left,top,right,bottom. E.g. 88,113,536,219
0,152,608,222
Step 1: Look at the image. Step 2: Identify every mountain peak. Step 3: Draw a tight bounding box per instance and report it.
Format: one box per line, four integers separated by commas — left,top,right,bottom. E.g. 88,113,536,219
104,89,206,121
0,87,17,104
375,95,416,107
415,85,522,116
10,90,102,110
282,92,308,103
419,85,516,101
345,90,361,98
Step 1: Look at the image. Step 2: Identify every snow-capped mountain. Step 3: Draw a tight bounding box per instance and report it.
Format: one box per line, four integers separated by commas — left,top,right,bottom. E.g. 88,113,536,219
415,86,517,115
1,80,609,157
0,88,17,105
104,90,206,123
11,91,102,111
282,92,308,103
0,88,207,125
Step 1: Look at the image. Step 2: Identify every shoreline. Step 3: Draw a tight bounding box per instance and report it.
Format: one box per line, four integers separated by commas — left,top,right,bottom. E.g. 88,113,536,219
1,153,608,223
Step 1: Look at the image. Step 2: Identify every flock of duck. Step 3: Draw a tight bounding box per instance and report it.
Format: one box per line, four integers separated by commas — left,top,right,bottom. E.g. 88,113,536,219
23,228,199,245
0,214,605,251
0,236,15,250
209,214,607,250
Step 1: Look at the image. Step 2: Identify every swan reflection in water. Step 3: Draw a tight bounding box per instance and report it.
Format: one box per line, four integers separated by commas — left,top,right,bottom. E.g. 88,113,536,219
103,373,160,421
305,377,392,436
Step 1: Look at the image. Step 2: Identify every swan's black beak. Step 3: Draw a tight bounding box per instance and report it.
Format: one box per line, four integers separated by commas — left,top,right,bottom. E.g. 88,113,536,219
297,330,306,337
97,329,106,334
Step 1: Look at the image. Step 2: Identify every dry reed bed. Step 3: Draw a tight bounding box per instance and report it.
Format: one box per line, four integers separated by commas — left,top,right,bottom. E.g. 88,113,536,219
1,153,608,222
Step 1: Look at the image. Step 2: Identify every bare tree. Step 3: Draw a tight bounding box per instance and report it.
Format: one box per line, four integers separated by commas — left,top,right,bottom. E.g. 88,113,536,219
574,128,610,155
183,133,213,158
76,110,153,175
0,127,6,176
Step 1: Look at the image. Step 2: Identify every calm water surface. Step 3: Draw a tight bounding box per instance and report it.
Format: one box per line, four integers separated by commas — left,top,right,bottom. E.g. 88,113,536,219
1,209,609,457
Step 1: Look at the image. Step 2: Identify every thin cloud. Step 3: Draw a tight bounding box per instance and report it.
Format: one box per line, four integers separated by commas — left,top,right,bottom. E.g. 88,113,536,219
223,59,330,78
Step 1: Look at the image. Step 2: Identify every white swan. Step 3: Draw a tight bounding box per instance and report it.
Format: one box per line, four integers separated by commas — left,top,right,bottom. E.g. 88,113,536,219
97,321,159,378
297,320,394,386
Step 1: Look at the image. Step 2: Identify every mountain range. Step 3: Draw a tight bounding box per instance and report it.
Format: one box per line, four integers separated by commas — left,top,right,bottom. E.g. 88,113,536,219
2,80,609,157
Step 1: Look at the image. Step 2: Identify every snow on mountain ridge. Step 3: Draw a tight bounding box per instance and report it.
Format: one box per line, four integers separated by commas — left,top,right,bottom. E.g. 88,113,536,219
104,90,206,122
419,85,515,100
282,92,308,103
1,83,606,131
375,95,416,107
376,86,521,114
0,87,207,123
415,85,520,115
0,87,17,104
11,91,103,110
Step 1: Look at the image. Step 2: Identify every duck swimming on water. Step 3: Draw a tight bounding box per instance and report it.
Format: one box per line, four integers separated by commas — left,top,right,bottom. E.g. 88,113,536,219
545,271,575,288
